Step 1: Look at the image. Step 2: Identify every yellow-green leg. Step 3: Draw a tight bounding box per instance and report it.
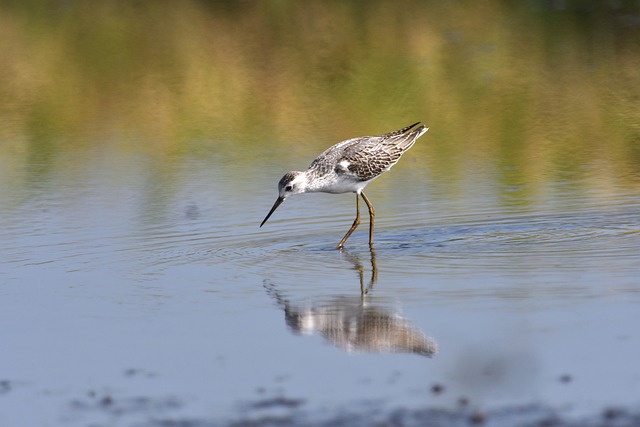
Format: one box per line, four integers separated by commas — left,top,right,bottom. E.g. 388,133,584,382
360,191,375,246
337,191,376,249
337,193,361,249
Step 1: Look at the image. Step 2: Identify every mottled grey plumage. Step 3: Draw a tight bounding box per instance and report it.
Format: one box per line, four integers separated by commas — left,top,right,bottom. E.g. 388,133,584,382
311,122,426,182
261,122,429,248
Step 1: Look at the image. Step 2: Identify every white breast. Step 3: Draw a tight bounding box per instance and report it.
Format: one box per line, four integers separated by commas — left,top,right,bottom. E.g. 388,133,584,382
314,173,375,194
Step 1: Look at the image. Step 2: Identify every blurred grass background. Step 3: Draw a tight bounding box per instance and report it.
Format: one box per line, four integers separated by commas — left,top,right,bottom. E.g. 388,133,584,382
1,0,639,191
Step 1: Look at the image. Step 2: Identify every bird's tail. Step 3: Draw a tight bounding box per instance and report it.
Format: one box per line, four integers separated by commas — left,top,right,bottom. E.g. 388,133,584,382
387,122,429,150
382,122,421,138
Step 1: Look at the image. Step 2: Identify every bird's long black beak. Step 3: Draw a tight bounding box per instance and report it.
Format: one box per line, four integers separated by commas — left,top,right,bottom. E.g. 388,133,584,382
260,196,285,227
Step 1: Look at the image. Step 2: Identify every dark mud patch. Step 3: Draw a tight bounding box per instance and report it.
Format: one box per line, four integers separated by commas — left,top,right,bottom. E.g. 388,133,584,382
139,401,640,427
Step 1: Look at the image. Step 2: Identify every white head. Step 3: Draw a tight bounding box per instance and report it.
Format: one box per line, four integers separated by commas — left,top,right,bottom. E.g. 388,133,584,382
277,171,308,198
260,171,307,227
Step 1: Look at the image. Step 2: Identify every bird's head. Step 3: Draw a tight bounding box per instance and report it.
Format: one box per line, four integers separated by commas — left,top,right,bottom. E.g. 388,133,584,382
277,171,307,198
260,171,306,227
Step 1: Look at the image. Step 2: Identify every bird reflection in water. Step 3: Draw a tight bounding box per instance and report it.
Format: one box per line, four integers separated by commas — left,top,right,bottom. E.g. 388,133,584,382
264,248,437,357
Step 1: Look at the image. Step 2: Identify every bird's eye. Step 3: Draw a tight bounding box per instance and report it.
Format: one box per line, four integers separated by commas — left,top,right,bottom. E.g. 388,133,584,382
285,185,293,191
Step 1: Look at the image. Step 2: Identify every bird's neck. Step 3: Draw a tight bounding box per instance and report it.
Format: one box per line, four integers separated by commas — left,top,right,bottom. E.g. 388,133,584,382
300,170,321,193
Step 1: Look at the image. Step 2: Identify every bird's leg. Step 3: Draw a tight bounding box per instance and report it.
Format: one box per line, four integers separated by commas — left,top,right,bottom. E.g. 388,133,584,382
369,245,378,286
337,193,361,249
360,191,375,247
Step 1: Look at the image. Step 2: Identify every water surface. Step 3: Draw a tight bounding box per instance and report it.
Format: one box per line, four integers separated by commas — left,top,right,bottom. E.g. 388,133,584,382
2,2,640,425
1,140,639,426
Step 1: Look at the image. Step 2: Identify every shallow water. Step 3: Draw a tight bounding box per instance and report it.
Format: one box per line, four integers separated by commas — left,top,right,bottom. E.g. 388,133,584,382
1,139,639,426
2,2,640,424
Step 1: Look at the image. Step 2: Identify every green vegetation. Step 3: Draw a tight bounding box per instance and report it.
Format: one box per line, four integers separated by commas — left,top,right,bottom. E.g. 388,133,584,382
1,1,639,190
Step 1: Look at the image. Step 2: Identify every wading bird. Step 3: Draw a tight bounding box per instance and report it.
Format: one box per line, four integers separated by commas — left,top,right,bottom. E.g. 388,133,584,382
260,122,428,248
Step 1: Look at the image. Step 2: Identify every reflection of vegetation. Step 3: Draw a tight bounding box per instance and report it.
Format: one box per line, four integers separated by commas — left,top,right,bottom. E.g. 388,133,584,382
1,1,639,186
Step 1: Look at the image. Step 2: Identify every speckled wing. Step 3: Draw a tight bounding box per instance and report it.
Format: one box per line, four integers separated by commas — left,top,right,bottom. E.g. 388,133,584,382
337,123,425,181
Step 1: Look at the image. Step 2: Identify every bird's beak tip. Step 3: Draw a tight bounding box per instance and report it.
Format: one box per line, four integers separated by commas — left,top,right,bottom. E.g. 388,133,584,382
260,196,285,227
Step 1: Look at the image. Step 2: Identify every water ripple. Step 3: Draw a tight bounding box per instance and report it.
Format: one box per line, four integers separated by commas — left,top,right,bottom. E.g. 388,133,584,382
375,208,640,274
2,195,638,283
